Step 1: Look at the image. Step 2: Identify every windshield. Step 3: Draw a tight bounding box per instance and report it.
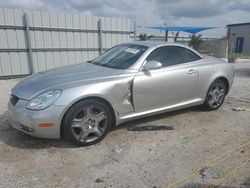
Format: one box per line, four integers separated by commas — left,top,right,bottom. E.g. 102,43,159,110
91,44,148,69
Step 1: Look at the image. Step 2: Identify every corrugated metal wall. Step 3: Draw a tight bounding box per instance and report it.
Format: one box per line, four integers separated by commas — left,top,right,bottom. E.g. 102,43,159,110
0,8,132,77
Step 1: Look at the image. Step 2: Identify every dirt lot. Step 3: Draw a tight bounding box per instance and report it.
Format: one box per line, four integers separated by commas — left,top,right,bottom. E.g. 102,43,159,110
0,61,249,188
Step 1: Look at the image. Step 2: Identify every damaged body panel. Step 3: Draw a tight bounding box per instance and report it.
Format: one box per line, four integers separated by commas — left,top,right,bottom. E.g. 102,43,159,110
53,73,137,124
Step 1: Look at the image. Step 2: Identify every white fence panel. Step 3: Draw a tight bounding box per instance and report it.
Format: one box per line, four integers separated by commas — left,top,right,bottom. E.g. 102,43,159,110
0,8,132,77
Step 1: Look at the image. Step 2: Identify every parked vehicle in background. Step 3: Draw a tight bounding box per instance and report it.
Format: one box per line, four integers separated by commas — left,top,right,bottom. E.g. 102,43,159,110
8,41,234,146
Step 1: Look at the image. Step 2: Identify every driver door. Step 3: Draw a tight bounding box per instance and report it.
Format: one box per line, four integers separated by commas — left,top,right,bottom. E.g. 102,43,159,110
133,46,201,113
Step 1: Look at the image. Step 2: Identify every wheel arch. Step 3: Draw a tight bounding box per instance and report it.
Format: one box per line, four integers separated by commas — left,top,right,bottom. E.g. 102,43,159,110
214,76,230,94
60,96,117,138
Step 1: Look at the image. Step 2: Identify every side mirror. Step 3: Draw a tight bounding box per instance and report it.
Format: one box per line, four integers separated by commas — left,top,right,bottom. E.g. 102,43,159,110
142,60,162,71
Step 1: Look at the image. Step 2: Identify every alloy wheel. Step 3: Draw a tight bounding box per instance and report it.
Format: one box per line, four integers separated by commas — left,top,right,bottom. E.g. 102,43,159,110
70,106,107,143
207,82,225,108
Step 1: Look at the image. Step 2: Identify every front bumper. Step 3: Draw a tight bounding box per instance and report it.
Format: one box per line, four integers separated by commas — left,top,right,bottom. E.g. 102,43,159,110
8,98,66,139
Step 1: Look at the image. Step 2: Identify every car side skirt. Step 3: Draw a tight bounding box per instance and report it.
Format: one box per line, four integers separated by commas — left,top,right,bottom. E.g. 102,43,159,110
117,98,203,124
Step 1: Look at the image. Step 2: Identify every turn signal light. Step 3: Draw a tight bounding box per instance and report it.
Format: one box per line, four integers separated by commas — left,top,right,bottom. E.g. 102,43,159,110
38,123,54,128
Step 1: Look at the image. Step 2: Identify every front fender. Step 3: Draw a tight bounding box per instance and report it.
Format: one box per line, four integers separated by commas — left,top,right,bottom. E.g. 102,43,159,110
54,75,135,124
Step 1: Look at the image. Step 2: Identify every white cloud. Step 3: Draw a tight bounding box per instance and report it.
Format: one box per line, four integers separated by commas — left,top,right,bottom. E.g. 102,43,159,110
0,0,249,37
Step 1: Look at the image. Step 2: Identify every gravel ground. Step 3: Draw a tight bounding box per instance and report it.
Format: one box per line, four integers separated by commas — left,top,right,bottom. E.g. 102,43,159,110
0,61,249,188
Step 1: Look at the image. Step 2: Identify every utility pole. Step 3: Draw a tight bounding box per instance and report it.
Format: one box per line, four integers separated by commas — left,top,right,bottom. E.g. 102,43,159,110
165,30,168,42
133,21,137,41
163,22,168,42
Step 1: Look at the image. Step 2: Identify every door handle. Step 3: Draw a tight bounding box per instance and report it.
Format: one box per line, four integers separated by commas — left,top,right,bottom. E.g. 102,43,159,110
187,69,197,75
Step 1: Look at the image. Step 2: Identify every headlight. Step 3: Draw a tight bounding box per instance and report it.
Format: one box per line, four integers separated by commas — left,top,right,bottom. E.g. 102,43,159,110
26,90,62,110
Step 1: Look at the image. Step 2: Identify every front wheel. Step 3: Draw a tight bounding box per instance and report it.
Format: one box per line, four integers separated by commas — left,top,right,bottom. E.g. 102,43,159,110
62,99,113,147
203,79,227,110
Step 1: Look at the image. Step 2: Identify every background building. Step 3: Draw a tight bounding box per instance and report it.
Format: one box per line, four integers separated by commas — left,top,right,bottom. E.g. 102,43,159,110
227,22,250,56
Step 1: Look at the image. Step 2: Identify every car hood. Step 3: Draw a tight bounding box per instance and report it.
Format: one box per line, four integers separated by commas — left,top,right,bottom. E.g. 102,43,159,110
12,63,123,100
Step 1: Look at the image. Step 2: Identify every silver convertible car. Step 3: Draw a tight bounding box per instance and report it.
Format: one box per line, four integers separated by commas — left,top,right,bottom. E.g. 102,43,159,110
8,41,234,146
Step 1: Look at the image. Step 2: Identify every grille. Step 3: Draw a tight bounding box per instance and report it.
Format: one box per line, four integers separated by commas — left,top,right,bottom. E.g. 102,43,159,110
10,94,19,106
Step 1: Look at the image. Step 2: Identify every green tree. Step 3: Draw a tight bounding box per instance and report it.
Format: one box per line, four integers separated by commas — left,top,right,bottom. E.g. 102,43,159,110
173,31,179,42
189,34,203,50
138,33,153,41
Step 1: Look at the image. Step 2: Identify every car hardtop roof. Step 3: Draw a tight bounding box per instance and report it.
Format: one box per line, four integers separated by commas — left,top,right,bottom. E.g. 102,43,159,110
124,40,187,48
124,40,204,59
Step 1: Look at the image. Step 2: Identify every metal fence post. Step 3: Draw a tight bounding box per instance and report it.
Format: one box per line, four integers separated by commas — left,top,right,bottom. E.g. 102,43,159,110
165,30,168,42
24,12,34,74
133,21,136,41
98,18,103,55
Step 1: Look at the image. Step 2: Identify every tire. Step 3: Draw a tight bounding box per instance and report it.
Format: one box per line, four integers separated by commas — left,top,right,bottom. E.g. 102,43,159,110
62,99,113,147
203,79,227,111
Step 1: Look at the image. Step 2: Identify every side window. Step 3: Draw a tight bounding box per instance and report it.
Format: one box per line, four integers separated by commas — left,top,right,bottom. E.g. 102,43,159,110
146,46,169,67
175,46,201,63
146,46,201,67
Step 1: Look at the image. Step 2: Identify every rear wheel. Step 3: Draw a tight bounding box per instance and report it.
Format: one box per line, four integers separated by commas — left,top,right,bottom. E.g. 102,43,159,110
203,79,227,110
62,99,113,146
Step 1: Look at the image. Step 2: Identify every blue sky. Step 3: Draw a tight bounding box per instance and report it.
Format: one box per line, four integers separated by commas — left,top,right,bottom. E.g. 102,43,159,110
1,0,250,37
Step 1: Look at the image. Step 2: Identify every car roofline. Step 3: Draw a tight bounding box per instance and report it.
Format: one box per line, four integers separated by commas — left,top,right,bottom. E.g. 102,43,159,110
123,41,204,58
